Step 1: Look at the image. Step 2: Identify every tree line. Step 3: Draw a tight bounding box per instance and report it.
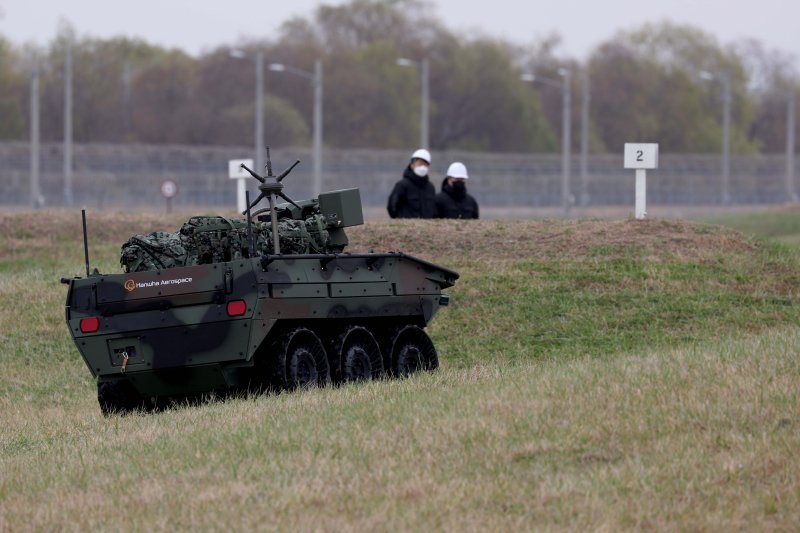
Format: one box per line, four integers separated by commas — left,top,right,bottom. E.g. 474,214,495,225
0,0,798,154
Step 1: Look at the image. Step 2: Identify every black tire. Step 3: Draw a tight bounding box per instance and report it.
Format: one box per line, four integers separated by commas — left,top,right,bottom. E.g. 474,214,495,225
97,379,146,416
271,328,330,390
331,326,384,383
389,325,439,376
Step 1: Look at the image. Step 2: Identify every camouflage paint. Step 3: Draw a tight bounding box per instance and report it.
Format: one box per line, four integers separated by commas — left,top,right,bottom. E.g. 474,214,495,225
65,252,456,398
63,185,459,405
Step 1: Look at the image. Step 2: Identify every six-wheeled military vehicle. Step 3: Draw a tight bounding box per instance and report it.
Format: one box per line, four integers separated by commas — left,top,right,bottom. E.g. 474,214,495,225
62,153,458,414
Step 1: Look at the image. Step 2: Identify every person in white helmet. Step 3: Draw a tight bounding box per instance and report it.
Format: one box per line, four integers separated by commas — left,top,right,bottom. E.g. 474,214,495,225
436,162,479,219
387,148,437,218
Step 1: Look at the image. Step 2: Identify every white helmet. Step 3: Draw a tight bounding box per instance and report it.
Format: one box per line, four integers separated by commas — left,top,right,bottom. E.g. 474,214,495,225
446,162,469,179
411,148,431,164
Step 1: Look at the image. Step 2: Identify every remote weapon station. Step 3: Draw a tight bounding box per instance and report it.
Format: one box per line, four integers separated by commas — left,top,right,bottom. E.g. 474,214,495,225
62,151,459,414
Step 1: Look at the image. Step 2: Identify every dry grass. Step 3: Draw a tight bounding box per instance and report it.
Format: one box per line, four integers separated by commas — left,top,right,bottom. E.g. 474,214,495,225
0,211,754,265
350,218,756,264
1,331,798,531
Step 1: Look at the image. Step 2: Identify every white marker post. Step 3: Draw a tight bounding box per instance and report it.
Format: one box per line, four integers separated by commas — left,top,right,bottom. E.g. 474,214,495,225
624,143,659,219
160,179,177,214
228,158,254,213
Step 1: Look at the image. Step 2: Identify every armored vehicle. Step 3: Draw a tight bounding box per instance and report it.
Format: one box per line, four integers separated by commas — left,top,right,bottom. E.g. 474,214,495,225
62,154,458,414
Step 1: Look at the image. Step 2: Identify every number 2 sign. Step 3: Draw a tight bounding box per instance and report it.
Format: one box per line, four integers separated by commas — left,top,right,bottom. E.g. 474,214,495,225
624,143,659,169
624,143,659,220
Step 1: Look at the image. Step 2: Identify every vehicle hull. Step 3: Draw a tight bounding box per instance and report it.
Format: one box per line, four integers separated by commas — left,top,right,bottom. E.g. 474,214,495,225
65,253,457,401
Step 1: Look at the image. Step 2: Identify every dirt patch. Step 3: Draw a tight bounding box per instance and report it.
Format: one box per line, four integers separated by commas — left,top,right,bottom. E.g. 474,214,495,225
0,211,756,264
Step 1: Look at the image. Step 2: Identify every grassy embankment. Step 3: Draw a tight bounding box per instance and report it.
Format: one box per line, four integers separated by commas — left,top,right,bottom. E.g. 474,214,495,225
1,212,798,530
702,205,800,245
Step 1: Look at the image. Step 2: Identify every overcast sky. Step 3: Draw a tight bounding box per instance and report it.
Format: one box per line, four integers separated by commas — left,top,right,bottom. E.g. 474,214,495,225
1,0,798,66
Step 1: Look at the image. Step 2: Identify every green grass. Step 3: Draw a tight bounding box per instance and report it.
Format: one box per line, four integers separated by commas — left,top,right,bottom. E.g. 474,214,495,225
436,243,800,367
702,209,800,245
2,331,798,530
1,213,799,530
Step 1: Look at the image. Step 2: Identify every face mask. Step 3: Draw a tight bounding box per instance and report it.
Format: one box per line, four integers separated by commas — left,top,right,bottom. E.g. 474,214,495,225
452,181,466,192
413,165,429,178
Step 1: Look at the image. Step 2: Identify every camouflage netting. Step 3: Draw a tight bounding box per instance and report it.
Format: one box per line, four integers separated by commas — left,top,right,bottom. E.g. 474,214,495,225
121,215,332,273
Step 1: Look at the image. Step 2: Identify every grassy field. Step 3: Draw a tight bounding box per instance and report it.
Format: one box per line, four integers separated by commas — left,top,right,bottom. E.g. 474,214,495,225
1,212,799,530
702,206,800,245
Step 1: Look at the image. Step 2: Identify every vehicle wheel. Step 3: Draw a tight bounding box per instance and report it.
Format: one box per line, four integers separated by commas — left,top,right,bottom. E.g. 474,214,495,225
272,328,330,390
97,379,145,416
332,326,384,383
389,325,438,376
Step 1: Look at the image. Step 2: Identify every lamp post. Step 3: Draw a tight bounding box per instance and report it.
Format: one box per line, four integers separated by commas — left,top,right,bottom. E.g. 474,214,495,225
700,70,732,205
30,60,41,209
63,38,73,207
269,60,323,196
580,71,590,206
522,68,572,218
397,57,429,149
122,61,133,137
787,92,797,202
230,49,265,179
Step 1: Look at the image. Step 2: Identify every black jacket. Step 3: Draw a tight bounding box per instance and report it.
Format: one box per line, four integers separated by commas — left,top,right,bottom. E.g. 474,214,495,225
387,167,437,219
436,181,479,219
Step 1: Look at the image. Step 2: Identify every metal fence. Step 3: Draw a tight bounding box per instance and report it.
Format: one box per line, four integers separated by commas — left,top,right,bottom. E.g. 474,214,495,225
1,141,797,211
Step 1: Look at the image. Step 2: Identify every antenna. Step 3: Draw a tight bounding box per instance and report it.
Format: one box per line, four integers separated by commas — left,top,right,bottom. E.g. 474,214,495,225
245,191,256,257
81,209,90,277
238,147,303,255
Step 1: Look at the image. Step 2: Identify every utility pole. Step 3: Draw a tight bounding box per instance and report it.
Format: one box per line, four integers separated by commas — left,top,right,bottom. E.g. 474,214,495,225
580,72,590,206
397,57,430,149
255,50,264,178
421,57,429,149
30,62,41,209
561,69,572,218
268,60,324,195
521,69,572,218
312,59,323,196
788,92,797,202
721,73,731,205
64,39,73,207
122,61,132,138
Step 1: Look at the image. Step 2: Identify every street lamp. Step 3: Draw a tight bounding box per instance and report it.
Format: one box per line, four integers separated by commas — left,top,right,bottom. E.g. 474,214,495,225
787,92,797,202
397,57,429,149
29,58,42,209
579,71,590,206
230,49,265,182
700,70,732,205
64,38,73,207
269,60,323,196
522,68,572,218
